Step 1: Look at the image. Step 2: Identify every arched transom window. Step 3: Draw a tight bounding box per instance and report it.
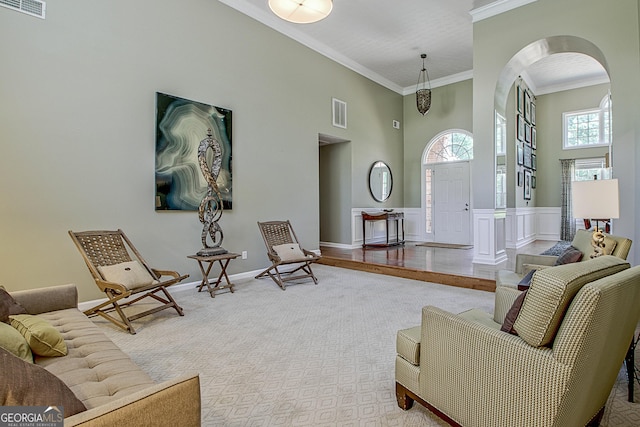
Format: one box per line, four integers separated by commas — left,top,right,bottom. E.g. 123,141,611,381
424,130,474,164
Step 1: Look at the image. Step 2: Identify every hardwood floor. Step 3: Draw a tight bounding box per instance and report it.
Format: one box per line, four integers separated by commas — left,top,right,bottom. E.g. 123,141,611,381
319,240,556,292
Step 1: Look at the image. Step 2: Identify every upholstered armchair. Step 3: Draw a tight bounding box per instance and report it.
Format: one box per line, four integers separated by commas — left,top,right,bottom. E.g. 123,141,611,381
396,256,640,427
496,229,632,288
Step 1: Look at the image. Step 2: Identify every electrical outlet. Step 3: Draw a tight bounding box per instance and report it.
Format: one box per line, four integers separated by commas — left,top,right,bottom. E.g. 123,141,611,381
242,251,248,259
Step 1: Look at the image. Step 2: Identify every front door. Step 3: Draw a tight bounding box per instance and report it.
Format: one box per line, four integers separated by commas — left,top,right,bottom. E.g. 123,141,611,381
433,161,471,245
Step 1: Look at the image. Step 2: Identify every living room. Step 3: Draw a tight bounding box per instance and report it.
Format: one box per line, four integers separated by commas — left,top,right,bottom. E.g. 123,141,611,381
2,0,640,425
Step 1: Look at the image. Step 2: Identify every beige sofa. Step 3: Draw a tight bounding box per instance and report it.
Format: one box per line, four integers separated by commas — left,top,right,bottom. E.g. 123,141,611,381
496,229,632,288
8,284,201,426
396,256,640,427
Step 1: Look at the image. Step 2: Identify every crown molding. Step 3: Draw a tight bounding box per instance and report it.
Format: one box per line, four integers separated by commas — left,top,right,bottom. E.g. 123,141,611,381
218,0,404,94
469,0,537,23
402,70,474,96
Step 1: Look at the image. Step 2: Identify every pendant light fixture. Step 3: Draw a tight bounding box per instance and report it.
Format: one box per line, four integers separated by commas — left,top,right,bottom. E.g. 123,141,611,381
416,54,432,116
268,0,333,24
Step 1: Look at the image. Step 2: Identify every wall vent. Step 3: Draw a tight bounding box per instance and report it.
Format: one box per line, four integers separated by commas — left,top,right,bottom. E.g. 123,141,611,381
332,98,347,129
0,0,46,19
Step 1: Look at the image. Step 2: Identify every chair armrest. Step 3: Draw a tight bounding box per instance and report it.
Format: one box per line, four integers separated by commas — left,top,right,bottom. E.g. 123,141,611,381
10,284,78,315
493,286,523,324
151,269,181,279
65,373,201,426
515,254,556,274
95,279,129,295
419,306,566,426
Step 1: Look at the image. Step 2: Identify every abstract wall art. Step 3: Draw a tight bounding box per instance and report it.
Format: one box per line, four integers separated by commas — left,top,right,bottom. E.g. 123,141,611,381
155,92,232,211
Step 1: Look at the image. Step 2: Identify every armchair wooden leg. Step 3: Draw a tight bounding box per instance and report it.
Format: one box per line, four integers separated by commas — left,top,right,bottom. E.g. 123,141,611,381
395,382,414,410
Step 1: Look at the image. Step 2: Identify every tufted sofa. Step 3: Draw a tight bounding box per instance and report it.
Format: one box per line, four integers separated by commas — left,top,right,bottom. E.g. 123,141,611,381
396,256,640,427
8,284,201,426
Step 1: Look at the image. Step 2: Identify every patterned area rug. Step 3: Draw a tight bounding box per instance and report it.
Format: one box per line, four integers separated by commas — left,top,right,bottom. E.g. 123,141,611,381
93,265,640,426
540,240,572,255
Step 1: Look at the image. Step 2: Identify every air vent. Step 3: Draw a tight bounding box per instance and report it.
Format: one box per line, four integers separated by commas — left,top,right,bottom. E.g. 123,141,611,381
332,98,347,129
0,0,46,19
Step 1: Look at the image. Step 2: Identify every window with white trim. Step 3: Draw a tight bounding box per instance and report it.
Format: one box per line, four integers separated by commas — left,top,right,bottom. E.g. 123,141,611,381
563,95,611,149
574,157,607,181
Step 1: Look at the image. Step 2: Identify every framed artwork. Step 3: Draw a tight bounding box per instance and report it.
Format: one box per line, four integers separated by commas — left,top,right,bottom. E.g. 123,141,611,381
524,145,532,169
517,142,524,165
517,85,524,114
517,171,523,187
524,91,531,123
155,92,233,211
532,175,537,189
524,169,532,200
531,103,536,125
517,114,525,141
525,123,532,145
531,127,537,149
531,153,537,170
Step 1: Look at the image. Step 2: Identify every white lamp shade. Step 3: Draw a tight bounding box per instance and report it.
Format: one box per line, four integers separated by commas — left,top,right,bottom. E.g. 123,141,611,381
268,0,333,24
572,179,620,219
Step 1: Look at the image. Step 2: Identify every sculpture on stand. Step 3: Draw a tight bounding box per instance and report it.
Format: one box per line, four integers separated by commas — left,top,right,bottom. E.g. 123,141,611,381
197,129,228,256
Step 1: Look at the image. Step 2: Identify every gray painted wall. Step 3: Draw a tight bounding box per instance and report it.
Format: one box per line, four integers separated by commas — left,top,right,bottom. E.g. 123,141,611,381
535,84,610,207
0,0,402,300
402,79,473,208
473,0,639,263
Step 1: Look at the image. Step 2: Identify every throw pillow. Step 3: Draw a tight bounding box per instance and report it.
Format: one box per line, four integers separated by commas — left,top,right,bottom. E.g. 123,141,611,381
501,290,528,335
0,321,33,362
98,260,156,290
517,269,536,291
0,285,28,324
0,346,86,416
602,236,617,256
554,246,584,266
9,314,67,357
273,243,306,261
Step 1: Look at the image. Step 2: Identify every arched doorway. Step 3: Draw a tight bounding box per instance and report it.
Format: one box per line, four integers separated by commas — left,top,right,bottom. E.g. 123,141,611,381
422,130,474,244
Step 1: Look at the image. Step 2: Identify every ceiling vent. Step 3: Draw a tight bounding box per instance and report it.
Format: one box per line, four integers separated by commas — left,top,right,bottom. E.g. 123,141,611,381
0,0,46,19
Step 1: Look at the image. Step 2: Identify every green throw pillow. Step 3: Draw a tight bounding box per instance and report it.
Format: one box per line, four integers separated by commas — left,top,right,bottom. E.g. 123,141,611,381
9,314,67,357
0,321,33,362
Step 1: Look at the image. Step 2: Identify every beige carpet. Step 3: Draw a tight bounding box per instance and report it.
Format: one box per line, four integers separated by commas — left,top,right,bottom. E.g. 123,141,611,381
93,265,640,426
415,242,473,250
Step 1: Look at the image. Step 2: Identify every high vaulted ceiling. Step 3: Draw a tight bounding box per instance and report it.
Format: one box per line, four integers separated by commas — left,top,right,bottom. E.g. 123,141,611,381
219,0,609,95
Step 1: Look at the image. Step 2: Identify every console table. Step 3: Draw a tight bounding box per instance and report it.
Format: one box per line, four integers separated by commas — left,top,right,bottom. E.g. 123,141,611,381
187,252,240,298
361,211,405,247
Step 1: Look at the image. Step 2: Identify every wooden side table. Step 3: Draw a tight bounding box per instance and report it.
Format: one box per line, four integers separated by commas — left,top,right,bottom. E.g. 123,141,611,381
187,252,240,298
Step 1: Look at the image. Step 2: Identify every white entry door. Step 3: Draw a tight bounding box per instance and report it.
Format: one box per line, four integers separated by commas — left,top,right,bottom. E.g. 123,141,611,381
433,161,471,245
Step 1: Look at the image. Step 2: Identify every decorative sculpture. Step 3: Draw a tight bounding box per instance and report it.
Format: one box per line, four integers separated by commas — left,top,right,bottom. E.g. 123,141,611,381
197,129,227,256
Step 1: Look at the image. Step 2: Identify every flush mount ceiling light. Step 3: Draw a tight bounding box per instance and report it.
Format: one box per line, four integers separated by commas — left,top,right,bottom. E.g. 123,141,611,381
268,0,333,24
416,53,432,116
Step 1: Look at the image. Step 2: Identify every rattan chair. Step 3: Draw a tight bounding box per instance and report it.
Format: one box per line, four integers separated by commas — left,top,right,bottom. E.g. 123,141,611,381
255,220,320,290
69,229,188,334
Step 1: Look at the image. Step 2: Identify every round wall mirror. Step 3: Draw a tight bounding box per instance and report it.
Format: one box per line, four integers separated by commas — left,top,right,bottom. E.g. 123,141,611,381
368,161,393,202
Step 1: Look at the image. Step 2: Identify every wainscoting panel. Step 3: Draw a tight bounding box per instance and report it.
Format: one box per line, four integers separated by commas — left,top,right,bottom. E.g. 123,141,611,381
537,207,561,241
472,209,508,265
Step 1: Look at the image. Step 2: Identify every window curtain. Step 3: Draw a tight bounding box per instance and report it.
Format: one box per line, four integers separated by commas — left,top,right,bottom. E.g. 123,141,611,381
560,159,576,241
